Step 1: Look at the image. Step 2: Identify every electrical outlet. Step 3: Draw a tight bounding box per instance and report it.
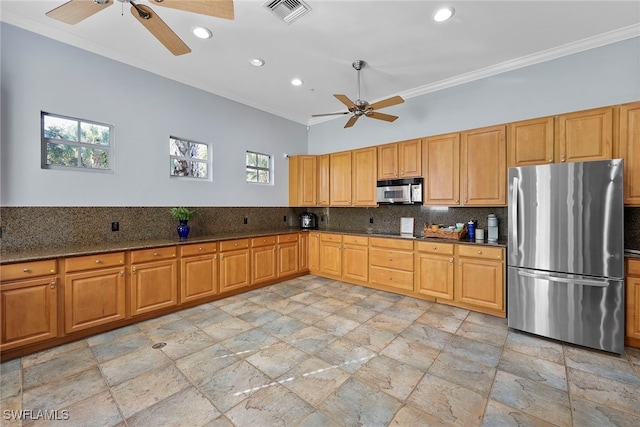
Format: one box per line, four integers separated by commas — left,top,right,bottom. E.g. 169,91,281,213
283,215,287,222
243,217,248,224
369,217,374,224
111,222,119,232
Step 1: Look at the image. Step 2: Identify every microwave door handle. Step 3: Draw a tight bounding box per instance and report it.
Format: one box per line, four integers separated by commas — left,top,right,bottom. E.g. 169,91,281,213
517,270,609,287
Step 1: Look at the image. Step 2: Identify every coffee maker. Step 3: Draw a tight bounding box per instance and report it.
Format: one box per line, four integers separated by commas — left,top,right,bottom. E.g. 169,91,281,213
300,212,318,229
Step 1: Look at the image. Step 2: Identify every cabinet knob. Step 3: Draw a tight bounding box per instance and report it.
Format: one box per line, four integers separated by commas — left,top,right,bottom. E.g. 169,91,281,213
478,250,483,254
455,199,459,203
95,259,101,264
560,155,565,162
153,252,158,256
120,271,125,277
132,267,137,274
234,243,238,247
220,254,224,260
449,257,453,263
388,258,393,261
50,281,56,289
432,246,437,250
549,158,553,163
23,268,30,273
199,247,203,251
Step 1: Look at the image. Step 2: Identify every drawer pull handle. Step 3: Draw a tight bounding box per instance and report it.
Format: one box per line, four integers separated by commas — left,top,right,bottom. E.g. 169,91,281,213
23,268,30,273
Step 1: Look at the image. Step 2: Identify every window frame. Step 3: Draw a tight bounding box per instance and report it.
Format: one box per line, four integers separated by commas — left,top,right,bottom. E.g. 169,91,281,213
245,150,273,185
169,136,211,180
41,111,114,173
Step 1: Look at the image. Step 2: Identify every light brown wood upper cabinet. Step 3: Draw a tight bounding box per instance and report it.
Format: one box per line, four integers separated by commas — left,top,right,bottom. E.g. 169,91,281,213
317,154,330,207
460,124,507,206
377,139,422,179
556,106,613,163
329,150,352,206
423,133,460,205
507,116,555,167
619,101,640,206
288,155,317,207
352,146,378,206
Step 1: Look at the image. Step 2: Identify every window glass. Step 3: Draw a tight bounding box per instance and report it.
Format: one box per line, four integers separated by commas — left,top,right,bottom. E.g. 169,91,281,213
170,137,209,179
246,150,271,184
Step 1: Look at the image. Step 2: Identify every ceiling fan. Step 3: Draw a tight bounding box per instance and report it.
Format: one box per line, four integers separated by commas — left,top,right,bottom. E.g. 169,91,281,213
312,60,405,128
45,0,235,56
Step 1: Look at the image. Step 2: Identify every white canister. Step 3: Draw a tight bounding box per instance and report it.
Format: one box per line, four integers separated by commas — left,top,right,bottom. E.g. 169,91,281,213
488,214,498,242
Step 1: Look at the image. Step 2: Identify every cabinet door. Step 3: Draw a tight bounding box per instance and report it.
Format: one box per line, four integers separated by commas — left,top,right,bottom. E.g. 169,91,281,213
342,244,368,282
289,155,317,207
299,233,309,272
251,245,277,285
130,260,178,316
181,254,218,303
461,125,507,206
398,139,422,177
423,133,460,206
378,143,398,179
416,253,454,300
556,106,613,163
320,240,342,276
1,277,58,351
318,154,331,207
352,147,378,206
278,241,299,278
619,101,640,206
65,267,126,333
455,257,504,313
507,116,555,167
627,275,640,342
309,232,321,272
330,151,352,206
219,249,251,292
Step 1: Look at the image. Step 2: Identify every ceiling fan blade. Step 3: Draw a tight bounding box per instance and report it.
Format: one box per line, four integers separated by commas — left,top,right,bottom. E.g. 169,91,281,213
334,94,357,110
149,0,235,20
131,4,191,56
46,0,113,25
369,95,405,111
367,111,399,122
344,115,360,128
311,112,350,117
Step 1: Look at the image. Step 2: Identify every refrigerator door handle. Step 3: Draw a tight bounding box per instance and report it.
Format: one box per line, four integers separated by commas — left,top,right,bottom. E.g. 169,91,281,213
510,176,519,261
517,270,609,287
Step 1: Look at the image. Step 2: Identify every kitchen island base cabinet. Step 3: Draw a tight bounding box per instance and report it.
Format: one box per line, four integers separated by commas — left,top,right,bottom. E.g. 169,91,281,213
130,247,178,317
1,276,58,351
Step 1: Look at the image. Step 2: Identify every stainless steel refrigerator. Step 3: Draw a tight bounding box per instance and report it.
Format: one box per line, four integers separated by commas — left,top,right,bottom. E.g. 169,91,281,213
507,159,624,354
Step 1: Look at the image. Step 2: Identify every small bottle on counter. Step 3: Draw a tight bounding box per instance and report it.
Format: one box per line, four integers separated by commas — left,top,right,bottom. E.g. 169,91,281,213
467,220,476,240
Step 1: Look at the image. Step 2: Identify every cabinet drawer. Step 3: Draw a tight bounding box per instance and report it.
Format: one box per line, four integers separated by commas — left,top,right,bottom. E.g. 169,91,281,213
65,252,125,273
416,241,454,255
277,234,299,244
321,233,342,243
628,259,640,276
251,236,277,248
369,237,414,251
343,235,369,246
220,239,249,252
370,266,414,290
370,248,414,271
131,246,176,264
180,242,217,257
457,244,504,260
1,259,57,282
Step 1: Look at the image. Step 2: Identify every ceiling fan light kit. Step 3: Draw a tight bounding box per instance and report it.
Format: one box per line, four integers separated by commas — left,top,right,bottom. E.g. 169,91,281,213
312,60,405,128
45,0,235,56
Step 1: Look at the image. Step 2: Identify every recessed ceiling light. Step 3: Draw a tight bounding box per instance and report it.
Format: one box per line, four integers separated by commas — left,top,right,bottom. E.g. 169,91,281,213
433,6,455,22
192,26,212,39
250,58,265,67
291,78,303,86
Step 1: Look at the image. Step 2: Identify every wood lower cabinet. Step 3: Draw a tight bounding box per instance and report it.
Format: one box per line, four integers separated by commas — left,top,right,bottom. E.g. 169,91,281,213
308,232,321,273
369,237,414,291
626,258,640,348
299,232,309,273
1,275,58,351
180,243,218,304
251,236,277,285
619,101,640,206
415,242,454,300
556,106,613,163
277,234,299,277
342,235,369,283
461,124,507,206
64,252,126,333
454,245,505,316
130,246,178,316
320,233,343,276
219,239,251,292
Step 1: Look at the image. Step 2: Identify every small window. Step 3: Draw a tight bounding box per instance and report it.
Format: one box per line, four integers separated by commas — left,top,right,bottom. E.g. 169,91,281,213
246,151,271,184
170,136,209,179
42,112,112,171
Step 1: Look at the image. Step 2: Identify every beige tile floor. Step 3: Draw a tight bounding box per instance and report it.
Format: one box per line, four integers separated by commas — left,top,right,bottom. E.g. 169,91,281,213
2,274,640,426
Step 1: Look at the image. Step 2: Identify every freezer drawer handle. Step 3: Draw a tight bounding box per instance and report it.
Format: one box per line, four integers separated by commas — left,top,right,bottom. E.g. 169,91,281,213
517,270,609,287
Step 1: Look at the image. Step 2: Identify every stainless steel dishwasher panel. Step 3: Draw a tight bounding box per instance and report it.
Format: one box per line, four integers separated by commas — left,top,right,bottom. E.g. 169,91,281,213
507,266,624,354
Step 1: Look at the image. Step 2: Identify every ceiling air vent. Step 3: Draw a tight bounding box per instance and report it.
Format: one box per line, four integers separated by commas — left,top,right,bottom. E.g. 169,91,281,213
263,0,311,24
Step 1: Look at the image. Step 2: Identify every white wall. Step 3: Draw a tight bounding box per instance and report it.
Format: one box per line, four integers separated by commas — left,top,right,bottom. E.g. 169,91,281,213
308,37,640,154
0,23,308,207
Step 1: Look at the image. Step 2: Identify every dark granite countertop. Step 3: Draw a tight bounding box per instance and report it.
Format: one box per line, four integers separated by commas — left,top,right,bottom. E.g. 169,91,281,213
0,228,508,264
626,249,640,260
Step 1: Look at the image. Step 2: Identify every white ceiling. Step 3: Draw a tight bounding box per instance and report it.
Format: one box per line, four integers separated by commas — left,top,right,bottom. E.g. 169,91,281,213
2,1,639,126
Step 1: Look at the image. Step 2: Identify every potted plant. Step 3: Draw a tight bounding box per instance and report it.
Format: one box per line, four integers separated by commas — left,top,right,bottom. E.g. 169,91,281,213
169,207,198,239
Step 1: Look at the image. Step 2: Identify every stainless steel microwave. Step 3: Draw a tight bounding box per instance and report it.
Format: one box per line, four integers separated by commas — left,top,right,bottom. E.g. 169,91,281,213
376,178,423,204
